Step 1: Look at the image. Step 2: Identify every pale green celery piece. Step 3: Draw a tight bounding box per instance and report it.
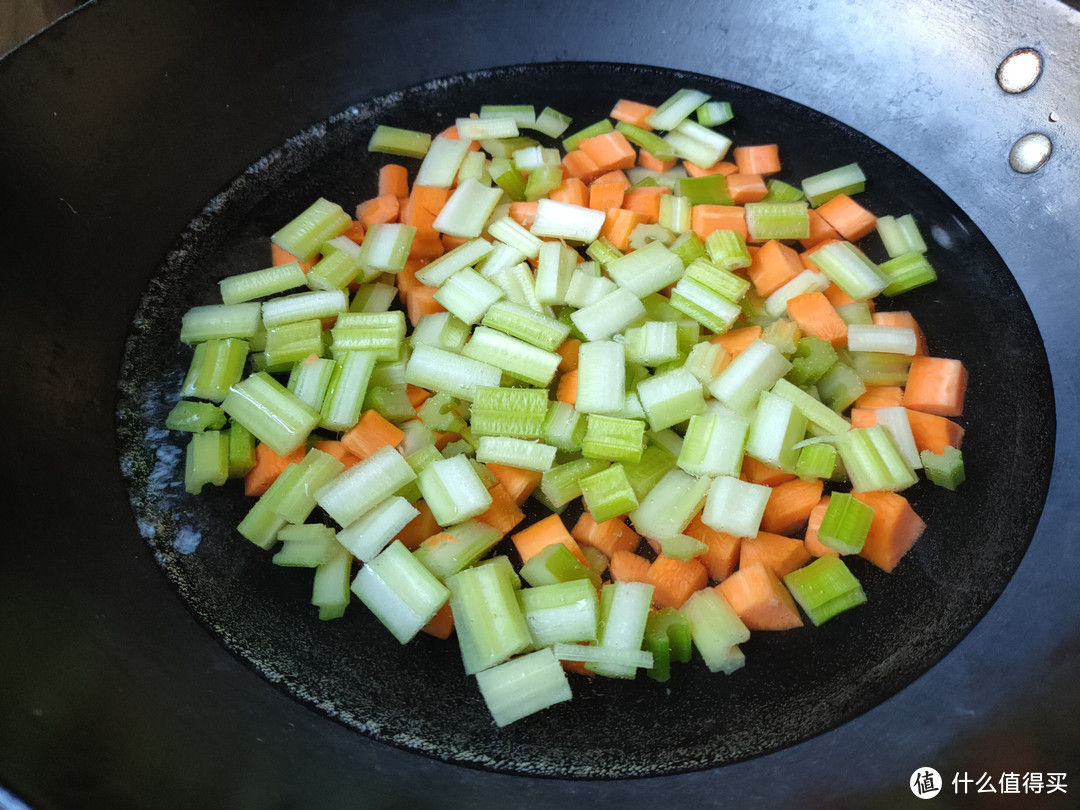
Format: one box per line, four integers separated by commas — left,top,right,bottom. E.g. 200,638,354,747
409,311,470,353
184,430,229,494
221,371,320,456
681,587,750,674
561,118,615,151
847,324,918,355
488,158,527,202
877,214,928,258
399,418,437,457
814,361,866,412
320,234,364,263
582,415,646,465
664,130,725,168
786,336,838,387
746,390,809,473
461,326,561,388
263,319,323,368
267,448,346,525
761,179,806,203
879,252,938,296
761,317,801,356
851,351,912,386
622,442,678,501
349,281,397,314
622,320,679,367
237,494,288,550
587,580,656,678
367,125,431,158
675,118,733,159
417,391,468,433
219,261,307,305
405,344,502,402
335,495,420,562
250,352,290,375
433,268,505,326
704,229,752,271
356,223,417,278
524,165,564,202
796,441,837,480
677,410,749,478
629,468,711,541
433,178,504,239
740,286,772,325
261,289,348,329
709,339,793,414
319,350,376,431
456,116,519,140
530,198,607,243
685,257,750,302
625,361,653,392
637,367,707,432
818,492,874,554
271,197,351,262
555,642,654,671
659,194,693,233
513,144,562,171
683,340,729,386
417,453,494,527
470,385,548,438
307,250,360,291
764,269,831,318
447,561,532,675
564,269,617,309
676,173,732,205
413,519,503,581
809,240,889,300
476,436,557,472
696,100,733,127
484,135,540,158
658,534,708,562
472,555,522,589
475,647,573,728
646,88,711,131
532,106,573,138
783,555,867,626
315,445,416,528
836,424,918,492
668,231,708,266
520,543,599,589
702,475,771,538
518,578,599,648
415,135,471,188
405,444,443,475
540,457,610,508
614,120,677,160
644,607,693,682
579,463,640,523
534,241,579,306
648,427,683,457
226,420,256,478
605,239,684,299
771,377,852,436
670,276,742,335
744,201,811,241
613,392,648,423
415,238,495,287
181,337,250,403
311,541,352,619
180,302,262,344
441,439,475,459
364,385,416,423
585,236,624,269
920,446,965,490
871,406,923,470
542,401,587,453
487,217,543,260
836,301,875,326
481,300,570,352
272,524,337,567
490,261,549,316
801,163,867,207
574,340,626,415
367,356,408,389
352,540,450,644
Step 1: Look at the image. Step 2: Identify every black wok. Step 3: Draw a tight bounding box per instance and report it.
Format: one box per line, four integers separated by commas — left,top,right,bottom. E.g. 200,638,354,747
1,1,1077,808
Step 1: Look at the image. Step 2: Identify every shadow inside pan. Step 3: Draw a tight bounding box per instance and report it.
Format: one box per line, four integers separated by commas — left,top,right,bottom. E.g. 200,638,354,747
115,62,1054,778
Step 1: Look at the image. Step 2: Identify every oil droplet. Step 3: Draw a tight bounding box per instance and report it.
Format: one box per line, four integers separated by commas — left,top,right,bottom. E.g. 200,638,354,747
1048,111,1059,123
1009,133,1052,173
997,48,1042,93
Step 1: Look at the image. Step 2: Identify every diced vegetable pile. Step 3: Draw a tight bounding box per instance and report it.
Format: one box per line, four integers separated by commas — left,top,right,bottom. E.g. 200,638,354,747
166,89,968,727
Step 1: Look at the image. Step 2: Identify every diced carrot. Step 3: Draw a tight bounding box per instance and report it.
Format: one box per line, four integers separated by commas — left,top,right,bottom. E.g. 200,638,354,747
815,193,877,241
588,181,626,212
556,369,578,405
512,514,588,566
760,478,824,536
798,208,842,250
561,148,604,183
637,150,678,173
740,455,798,487
420,600,454,640
822,279,863,309
854,385,905,409
622,186,670,223
684,515,741,582
508,201,539,227
733,144,781,176
849,407,876,430
485,463,543,506
802,496,840,557
873,310,928,355
441,233,471,252
786,291,848,348
408,235,445,259
647,555,709,609
394,258,425,303
717,562,803,630
905,408,965,454
476,483,525,536
556,338,580,372
726,173,769,204
683,160,737,177
310,440,362,469
406,284,446,327
739,531,812,578
378,164,410,198
902,356,967,416
341,410,406,460
711,325,763,357
577,130,637,172
608,549,652,583
270,242,314,273
691,204,747,241
548,176,590,207
433,431,459,451
402,185,449,240
600,208,642,252
570,512,641,559
609,99,656,129
406,384,433,409
355,193,400,227
244,443,306,497
852,490,926,573
747,239,803,297
592,169,631,187
341,220,366,245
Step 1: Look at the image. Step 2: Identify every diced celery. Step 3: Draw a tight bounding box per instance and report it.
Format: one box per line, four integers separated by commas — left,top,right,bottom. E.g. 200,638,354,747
456,116,519,140
783,555,867,625
646,88,711,131
817,491,874,555
329,311,407,360
272,523,337,567
659,534,708,562
676,174,732,205
488,218,544,260
315,445,417,528
368,125,431,158
685,257,751,302
226,420,256,478
312,541,352,620
221,371,320,456
851,351,913,386
835,425,918,492
415,135,471,188
405,344,502,402
562,118,614,151
554,643,653,671
795,441,837,481
447,561,532,675
319,350,377,431
586,580,655,678
659,194,693,233
629,468,711,541
570,287,647,342
541,400,587,453
696,100,733,127
261,289,348,329
764,270,831,318
677,410,749,478
180,303,262,344
787,336,838,387
920,445,966,490
181,337,250,403
413,519,504,580
744,201,810,241
336,495,420,562
349,281,397,314
681,587,750,674
266,448,345,525
518,578,599,647
575,340,626,415
166,399,227,433
219,261,307,305
263,319,323,368
877,214,928,258
771,378,852,436
815,361,866,412
644,607,693,682
579,463,640,523
761,179,806,202
475,647,573,727
540,456,610,508
271,197,351,262
809,241,889,301
669,276,742,335
433,178,504,239
416,453,494,527
236,493,288,550
184,430,229,494
605,239,685,299
585,236,624,269
461,326,561,388
476,436,557,472
636,367,707,431
709,339,793,414
622,321,679,367
307,249,360,291
582,415,646,465
745,390,809,473
409,311,471,353
873,406,923,470
469,385,548,438
701,475,771,538
532,106,573,138
801,163,866,207
530,199,606,243
351,540,450,644
878,252,938,296
520,543,598,589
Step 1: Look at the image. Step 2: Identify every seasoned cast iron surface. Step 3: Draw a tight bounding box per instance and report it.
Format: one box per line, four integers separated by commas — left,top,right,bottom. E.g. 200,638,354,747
116,63,1052,778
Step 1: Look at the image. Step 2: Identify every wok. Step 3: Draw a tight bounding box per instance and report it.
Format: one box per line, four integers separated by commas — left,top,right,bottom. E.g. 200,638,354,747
1,1,1077,807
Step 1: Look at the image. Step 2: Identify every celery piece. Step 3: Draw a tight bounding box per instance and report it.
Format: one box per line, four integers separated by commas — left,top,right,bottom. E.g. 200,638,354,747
622,321,679,367
709,339,793,414
530,198,607,243
585,236,624,269
349,281,397,314
676,173,732,205
181,338,250,403
579,463,639,523
307,249,360,291
271,197,351,263
166,399,227,433
417,391,468,434
561,118,614,151
847,324,918,355
417,454,493,527
659,195,693,234
405,344,501,402
542,401,587,453
532,106,572,138
816,361,866,412
312,541,352,620
614,120,677,160
685,257,751,302
520,543,598,589
470,385,548,438
702,475,771,538
637,367,707,432
669,276,742,335
226,420,256,478
180,303,262,344
582,415,646,465
261,289,348,329
491,261,548,315
646,88,711,131
746,390,809,473
524,165,564,202
367,125,431,158
405,443,442,476
352,540,449,644
413,519,503,580
801,163,867,207
621,442,677,501
184,430,228,494
606,239,684,299
851,351,912,386
771,378,852,436
336,495,420,563
575,340,626,415
659,534,708,562
415,238,494,288
681,587,750,674
809,241,889,301
219,262,307,305
744,201,810,241
818,491,874,555
668,231,708,267
761,179,806,203
221,371,320,456
433,178,504,239
878,251,938,296
787,336,838,387
272,523,337,567
629,468,711,541
365,385,414,423
678,411,749,478
434,268,505,326
319,350,376,431
664,130,725,168
263,319,323,368
540,457,610,508
796,441,837,481
456,116,519,140
476,436,557,472
534,241,578,306
447,561,532,675
489,158,527,202
475,647,573,727
570,288,647,343
877,214,928,258
683,340,729,387
873,406,923,470
836,425,918,492
704,229,752,271
696,100,733,127
488,218,543,260
783,555,867,626
644,607,693,682
356,223,416,278
330,311,407,361
760,318,801,357
554,643,653,671
266,448,346,525
237,493,288,550
415,135,471,189
315,445,417,528
462,326,560,388
675,118,732,159
410,311,470,354
481,300,570,352
518,578,599,647
587,580,655,678
920,446,966,490
764,269,831,318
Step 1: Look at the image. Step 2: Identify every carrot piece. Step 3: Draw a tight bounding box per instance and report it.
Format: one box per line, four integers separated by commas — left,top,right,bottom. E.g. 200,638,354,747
711,325,763,357
873,310,928,355
408,235,445,259
733,144,782,176
556,369,578,405
310,440,362,469
647,555,709,610
244,443,306,497
548,176,590,207
592,169,631,187
786,291,848,348
398,500,439,551
556,338,581,372
683,160,737,177
691,204,747,241
802,496,840,558
406,284,446,327
902,356,967,417
378,164,410,198
855,385,905,409
433,431,459,451
684,515,741,582
747,239,803,297
341,410,406,460
485,463,543,506
570,513,641,559
561,148,604,183
355,193,400,227
852,490,926,572
394,257,426,303
406,384,433,409
740,455,798,487
822,279,864,309
798,208,842,249
905,408,965,454
760,478,825,536
600,208,642,252
577,130,637,172
637,149,678,173
718,562,803,630
420,601,454,639
441,233,472,252
512,514,588,566
401,185,449,241
609,99,657,129
849,407,877,430
588,181,627,212
622,186,670,224
815,193,878,241
726,173,769,204
340,220,366,245
508,201,539,227
739,531,812,578
608,549,652,583
476,483,526,536
270,242,314,273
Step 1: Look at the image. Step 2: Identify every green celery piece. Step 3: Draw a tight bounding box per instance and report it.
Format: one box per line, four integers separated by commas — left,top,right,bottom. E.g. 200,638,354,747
614,120,677,160
364,385,415,423
745,390,808,473
695,100,733,127
637,367,708,432
270,198,351,263
184,430,228,495
222,371,320,456
562,118,614,151
771,378,851,437
644,607,693,682
351,540,450,644
336,495,420,563
684,257,750,301
181,337,250,403
417,453,494,527
517,578,599,647
676,173,733,205
709,339,793,414
579,464,639,523
532,106,573,138
677,411,749,478
475,647,572,728
307,249,360,291
801,163,866,207
320,350,377,432
669,231,708,266
681,588,749,675
330,311,407,360
877,214,928,258
311,542,352,620
524,165,564,202
349,281,397,314
816,361,867,412
795,442,837,481
405,344,502,402
219,261,307,305
475,436,557,472
226,420,257,478
817,492,874,554
630,468,711,541
659,194,692,233
585,236,624,269
704,229,752,271
180,304,262,344
606,239,685,298
809,241,888,301
166,400,226,432
920,446,966,490
470,385,549,438
272,524,337,567
540,456,610,508
878,252,938,296
701,474,772,539
835,425,918,492
520,543,600,589
761,179,806,203
542,400,587,453
787,336,838,387
744,201,810,241
582,415,646,465
261,289,348,329
588,580,655,679
481,300,570,351
367,125,432,158
237,493,287,550
783,556,867,626
315,445,417,528
658,534,708,562
263,319,323,368
836,301,875,326
851,351,913,386
646,88,711,131
621,442,678,500
413,519,503,580
447,561,532,675
669,276,742,335
461,326,561,388
266,448,346,525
